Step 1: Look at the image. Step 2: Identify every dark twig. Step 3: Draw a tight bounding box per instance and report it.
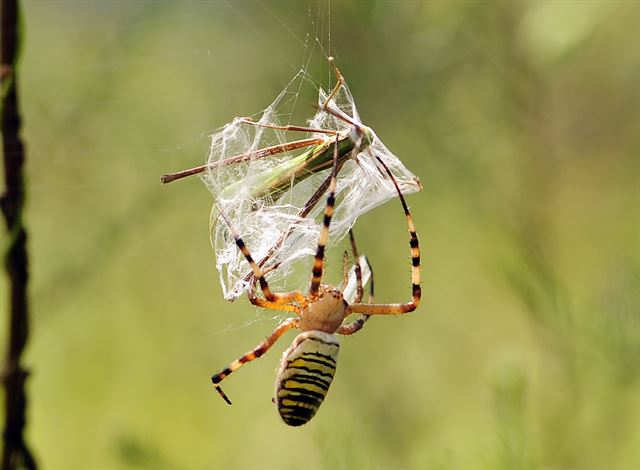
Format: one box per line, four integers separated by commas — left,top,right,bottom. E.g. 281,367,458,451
1,0,38,469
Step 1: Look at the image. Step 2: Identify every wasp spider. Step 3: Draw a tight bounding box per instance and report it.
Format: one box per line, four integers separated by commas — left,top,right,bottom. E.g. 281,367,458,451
211,136,421,426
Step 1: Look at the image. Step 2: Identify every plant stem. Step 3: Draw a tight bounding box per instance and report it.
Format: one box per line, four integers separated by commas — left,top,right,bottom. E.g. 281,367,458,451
1,0,37,468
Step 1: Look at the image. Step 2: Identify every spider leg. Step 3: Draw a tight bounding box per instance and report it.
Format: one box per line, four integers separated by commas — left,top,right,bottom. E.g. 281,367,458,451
365,256,374,303
309,134,341,299
212,318,299,405
217,204,307,310
242,165,338,288
338,254,374,336
337,316,368,336
346,157,421,315
246,279,304,313
349,230,365,304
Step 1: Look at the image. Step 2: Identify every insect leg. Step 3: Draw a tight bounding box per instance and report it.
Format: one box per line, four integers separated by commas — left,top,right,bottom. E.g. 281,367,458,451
322,56,345,110
161,137,323,184
212,318,299,405
235,117,338,136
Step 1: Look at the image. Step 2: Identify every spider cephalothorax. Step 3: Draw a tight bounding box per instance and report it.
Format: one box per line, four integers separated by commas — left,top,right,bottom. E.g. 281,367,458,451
298,286,347,333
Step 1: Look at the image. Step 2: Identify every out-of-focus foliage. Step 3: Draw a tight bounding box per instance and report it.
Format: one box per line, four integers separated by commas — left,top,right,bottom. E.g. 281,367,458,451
1,1,638,468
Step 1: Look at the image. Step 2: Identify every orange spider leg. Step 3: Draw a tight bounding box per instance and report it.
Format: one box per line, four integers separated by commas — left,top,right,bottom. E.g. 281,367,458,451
346,157,421,316
216,204,307,311
211,318,299,404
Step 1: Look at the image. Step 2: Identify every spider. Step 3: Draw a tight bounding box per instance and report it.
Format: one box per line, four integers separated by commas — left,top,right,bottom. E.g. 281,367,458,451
210,133,421,426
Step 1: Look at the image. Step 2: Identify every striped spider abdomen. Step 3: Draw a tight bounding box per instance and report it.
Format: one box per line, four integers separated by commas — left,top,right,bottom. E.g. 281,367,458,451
275,331,340,426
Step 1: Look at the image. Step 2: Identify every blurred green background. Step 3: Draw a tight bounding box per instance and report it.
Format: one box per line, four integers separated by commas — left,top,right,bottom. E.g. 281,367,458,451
1,1,639,468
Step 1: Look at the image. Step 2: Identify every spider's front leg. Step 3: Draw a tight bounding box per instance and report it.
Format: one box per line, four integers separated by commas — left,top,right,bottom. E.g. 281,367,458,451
246,279,306,313
217,203,308,311
212,318,299,405
242,166,338,289
309,134,341,300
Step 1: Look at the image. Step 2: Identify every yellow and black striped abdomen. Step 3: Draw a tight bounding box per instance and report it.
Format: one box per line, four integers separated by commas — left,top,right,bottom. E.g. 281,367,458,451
275,331,340,426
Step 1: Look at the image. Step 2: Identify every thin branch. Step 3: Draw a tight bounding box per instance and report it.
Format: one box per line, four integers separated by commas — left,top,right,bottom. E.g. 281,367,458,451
1,0,38,468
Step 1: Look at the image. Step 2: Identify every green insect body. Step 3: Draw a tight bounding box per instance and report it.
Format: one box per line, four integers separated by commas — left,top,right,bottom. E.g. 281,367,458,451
220,126,373,205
